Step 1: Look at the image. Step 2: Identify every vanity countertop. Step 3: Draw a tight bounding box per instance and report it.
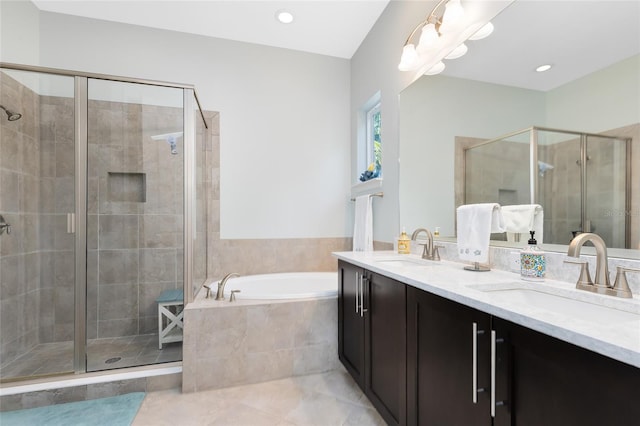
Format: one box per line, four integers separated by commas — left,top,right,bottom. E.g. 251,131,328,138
333,251,640,368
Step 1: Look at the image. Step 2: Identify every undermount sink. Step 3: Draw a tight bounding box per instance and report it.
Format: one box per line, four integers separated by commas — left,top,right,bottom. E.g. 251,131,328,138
375,258,440,268
471,284,640,325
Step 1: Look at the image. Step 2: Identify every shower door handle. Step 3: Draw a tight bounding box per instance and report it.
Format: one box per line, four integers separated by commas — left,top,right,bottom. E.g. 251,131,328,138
67,213,75,234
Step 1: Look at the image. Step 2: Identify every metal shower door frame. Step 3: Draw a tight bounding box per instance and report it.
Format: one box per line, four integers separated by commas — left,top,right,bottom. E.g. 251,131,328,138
1,62,205,376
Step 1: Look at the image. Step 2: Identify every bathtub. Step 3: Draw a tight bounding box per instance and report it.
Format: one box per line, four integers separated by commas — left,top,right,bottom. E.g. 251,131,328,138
213,272,338,300
185,271,339,392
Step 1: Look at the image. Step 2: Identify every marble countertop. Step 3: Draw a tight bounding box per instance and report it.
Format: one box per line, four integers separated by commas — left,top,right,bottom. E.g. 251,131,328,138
333,251,640,368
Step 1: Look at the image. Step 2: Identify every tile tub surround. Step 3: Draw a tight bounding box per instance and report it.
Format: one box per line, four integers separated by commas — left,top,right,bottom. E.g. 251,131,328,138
334,251,640,368
182,291,339,393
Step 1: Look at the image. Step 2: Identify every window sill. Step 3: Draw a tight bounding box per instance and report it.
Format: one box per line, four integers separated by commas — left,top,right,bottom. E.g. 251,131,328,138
351,177,383,198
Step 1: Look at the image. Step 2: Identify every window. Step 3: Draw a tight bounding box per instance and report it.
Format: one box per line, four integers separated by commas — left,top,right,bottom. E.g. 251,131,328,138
367,102,381,173
359,98,382,182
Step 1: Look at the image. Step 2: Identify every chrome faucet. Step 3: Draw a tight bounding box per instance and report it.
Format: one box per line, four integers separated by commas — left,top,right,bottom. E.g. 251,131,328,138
565,232,634,298
411,228,440,261
215,272,240,300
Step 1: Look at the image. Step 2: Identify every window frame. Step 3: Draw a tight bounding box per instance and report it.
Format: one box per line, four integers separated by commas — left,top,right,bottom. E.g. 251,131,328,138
365,101,381,173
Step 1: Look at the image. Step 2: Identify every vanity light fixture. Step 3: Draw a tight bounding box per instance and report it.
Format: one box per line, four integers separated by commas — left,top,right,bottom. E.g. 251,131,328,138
398,0,494,74
444,43,468,59
536,64,552,72
468,22,494,40
425,61,446,75
276,10,294,24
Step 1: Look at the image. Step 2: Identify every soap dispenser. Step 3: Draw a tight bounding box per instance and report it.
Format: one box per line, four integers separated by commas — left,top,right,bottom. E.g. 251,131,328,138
520,231,546,281
397,228,410,254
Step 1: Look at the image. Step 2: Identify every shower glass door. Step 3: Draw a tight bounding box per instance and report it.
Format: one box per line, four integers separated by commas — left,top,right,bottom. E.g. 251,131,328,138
86,79,184,372
0,68,76,381
585,135,628,248
537,130,583,245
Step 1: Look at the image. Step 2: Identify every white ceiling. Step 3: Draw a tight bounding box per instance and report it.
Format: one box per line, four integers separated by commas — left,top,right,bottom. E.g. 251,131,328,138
30,1,640,90
31,0,391,59
441,1,640,91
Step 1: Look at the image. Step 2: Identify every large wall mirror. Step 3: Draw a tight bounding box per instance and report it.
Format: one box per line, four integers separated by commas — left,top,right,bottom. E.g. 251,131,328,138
399,0,640,258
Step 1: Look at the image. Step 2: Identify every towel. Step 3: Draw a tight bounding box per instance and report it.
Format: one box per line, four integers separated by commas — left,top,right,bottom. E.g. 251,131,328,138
456,203,505,264
502,204,544,243
353,195,373,252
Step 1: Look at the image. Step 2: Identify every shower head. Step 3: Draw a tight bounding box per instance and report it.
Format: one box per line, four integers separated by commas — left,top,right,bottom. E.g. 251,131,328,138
0,105,22,121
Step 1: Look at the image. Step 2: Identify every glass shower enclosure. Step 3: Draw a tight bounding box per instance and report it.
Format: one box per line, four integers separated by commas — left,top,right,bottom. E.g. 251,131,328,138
463,126,632,248
0,63,207,382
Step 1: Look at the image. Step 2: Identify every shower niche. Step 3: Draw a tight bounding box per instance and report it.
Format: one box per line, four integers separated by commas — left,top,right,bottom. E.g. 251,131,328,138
107,172,147,203
459,126,633,248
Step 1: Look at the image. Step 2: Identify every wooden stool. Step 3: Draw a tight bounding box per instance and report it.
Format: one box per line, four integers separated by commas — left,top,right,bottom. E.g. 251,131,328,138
156,289,184,349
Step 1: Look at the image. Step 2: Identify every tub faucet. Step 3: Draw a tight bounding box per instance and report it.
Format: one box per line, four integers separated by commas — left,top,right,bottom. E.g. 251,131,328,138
411,228,440,261
216,273,240,300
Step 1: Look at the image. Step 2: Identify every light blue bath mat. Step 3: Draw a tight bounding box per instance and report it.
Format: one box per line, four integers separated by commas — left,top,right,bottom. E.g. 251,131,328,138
0,392,145,426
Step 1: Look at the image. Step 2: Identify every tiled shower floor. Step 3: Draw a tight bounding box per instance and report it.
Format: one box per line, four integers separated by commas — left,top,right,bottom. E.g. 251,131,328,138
0,334,181,382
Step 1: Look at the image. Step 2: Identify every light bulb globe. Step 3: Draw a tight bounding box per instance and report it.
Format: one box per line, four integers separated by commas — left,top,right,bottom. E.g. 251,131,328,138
424,61,446,75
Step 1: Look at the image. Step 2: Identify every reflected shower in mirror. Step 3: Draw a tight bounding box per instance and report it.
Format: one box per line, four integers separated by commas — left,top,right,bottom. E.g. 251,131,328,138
399,0,640,256
458,126,632,249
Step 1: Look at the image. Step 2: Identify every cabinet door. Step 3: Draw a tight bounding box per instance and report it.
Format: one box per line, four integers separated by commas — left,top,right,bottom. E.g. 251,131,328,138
407,287,491,426
493,318,640,426
365,272,407,426
338,260,365,388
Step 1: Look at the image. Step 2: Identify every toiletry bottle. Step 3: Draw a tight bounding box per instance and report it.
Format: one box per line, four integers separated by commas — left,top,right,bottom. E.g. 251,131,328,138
434,227,440,238
397,228,410,254
520,231,545,281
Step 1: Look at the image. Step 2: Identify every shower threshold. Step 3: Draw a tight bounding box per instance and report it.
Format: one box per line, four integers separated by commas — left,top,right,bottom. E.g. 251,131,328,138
0,334,181,383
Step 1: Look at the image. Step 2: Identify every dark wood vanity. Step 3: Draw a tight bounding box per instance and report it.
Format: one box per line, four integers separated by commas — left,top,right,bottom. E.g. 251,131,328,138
338,259,640,425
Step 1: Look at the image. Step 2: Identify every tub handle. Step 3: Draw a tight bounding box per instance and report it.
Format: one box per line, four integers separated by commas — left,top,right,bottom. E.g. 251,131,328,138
230,290,240,302
203,282,212,299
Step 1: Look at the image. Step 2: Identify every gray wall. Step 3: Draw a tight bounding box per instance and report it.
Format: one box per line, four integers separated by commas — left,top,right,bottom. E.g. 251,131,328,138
32,9,351,241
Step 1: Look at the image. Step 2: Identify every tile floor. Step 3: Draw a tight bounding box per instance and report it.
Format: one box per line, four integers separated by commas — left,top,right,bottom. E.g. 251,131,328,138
0,335,182,381
133,369,386,426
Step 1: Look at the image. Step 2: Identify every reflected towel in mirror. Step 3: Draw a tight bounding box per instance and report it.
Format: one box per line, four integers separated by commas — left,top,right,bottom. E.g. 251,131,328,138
502,204,544,243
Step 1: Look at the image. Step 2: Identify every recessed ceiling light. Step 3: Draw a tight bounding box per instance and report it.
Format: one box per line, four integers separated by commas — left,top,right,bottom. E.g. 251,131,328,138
276,10,294,24
536,64,552,72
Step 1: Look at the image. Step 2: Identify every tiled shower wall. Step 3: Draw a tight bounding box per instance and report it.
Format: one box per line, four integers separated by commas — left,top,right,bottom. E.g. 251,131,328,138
0,72,42,366
539,124,638,247
87,100,185,339
458,124,639,248
463,138,531,207
0,72,77,368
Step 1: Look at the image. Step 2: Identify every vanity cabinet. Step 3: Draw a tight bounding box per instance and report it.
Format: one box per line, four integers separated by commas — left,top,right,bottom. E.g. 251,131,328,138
338,260,406,426
407,286,491,426
492,317,640,426
338,259,639,426
338,260,365,386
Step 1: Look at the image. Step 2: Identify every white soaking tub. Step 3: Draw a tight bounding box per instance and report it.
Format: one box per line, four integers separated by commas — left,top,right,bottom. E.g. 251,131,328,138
204,272,338,300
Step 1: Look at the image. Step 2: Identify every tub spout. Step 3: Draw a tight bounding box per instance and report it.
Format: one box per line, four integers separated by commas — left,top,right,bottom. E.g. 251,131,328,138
216,273,240,300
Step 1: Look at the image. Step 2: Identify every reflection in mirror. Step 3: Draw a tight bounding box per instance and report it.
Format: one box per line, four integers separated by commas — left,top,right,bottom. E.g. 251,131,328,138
399,0,640,257
460,127,631,249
